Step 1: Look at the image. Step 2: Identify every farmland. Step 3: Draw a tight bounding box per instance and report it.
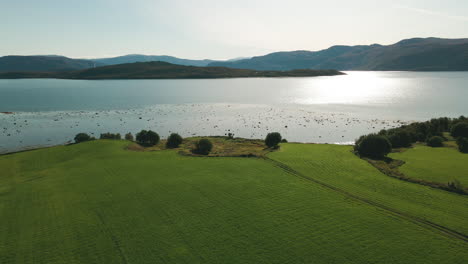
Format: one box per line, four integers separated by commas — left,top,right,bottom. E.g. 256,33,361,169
0,140,467,264
389,145,468,187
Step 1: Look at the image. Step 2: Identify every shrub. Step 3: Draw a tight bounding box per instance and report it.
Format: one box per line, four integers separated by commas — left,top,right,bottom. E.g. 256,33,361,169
166,133,183,148
281,139,288,143
451,122,468,138
456,137,468,153
136,130,160,146
100,132,121,140
416,132,426,142
388,131,412,148
74,133,92,143
355,134,392,159
125,133,134,141
427,136,444,147
265,132,282,148
227,133,235,139
448,179,465,194
193,139,213,155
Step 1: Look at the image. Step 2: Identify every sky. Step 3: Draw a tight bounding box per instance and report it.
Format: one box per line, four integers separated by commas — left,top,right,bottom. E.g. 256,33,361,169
1,0,468,59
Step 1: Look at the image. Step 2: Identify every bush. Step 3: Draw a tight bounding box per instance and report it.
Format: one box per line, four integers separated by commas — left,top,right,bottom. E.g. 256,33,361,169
125,133,134,141
100,132,121,140
448,179,465,194
136,130,160,146
281,139,288,143
388,131,412,148
355,134,392,159
456,137,468,153
265,132,282,148
416,132,426,142
74,133,92,143
193,139,213,155
166,133,183,148
427,136,444,147
451,122,468,138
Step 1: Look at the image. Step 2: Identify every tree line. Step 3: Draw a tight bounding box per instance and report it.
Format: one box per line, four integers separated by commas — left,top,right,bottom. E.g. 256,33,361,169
354,116,468,159
74,130,286,155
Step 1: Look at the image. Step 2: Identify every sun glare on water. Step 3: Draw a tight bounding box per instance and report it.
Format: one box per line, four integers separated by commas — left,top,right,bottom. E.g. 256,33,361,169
296,72,404,105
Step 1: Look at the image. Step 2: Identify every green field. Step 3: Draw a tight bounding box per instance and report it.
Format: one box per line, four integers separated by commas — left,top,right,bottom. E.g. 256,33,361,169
0,140,467,263
389,145,468,186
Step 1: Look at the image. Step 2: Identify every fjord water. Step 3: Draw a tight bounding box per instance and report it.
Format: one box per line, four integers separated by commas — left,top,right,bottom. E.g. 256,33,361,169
1,71,467,153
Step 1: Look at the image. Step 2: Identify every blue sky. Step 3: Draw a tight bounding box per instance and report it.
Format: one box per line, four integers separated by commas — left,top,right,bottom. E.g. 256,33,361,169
1,0,467,59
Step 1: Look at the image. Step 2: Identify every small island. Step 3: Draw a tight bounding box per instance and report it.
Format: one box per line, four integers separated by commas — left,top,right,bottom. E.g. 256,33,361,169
0,61,345,80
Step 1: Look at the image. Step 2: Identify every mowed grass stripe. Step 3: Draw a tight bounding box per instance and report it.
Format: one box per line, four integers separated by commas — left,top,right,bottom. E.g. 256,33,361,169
269,143,468,235
263,156,468,242
0,140,467,264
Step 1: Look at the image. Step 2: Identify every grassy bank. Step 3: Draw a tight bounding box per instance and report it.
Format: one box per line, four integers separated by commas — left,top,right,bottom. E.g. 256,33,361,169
389,145,468,187
0,140,467,264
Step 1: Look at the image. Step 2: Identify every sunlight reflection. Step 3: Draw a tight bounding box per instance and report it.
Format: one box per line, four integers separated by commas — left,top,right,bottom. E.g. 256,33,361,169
296,72,403,105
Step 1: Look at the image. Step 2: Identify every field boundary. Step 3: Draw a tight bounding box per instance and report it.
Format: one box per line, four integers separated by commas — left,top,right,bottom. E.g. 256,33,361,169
364,157,467,195
263,157,468,243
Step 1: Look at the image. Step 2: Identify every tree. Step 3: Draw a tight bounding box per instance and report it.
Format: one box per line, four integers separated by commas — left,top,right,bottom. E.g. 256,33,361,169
451,122,468,138
193,139,213,155
388,131,411,148
456,137,468,153
427,136,444,147
265,132,282,148
100,132,121,140
166,133,183,148
136,130,160,146
74,133,92,143
355,134,392,159
125,133,134,141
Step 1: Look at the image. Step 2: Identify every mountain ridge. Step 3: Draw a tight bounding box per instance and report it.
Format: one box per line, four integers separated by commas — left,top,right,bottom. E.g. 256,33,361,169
1,37,467,72
208,37,468,71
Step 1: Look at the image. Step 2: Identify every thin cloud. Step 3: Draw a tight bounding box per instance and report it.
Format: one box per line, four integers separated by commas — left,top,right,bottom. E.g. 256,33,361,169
396,5,468,22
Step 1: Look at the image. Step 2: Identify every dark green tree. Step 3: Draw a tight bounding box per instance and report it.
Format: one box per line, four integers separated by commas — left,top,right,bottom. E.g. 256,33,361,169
193,139,213,155
136,130,160,146
100,132,121,140
265,132,282,148
355,134,392,159
74,133,92,143
125,133,134,141
427,136,444,147
456,137,468,153
451,122,468,138
166,133,183,148
388,130,412,148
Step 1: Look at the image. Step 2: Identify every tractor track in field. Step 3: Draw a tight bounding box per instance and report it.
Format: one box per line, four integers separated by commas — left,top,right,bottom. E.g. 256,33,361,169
263,157,468,243
94,209,129,264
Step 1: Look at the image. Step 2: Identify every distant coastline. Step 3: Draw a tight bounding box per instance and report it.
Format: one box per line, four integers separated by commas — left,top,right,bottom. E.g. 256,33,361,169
0,61,344,80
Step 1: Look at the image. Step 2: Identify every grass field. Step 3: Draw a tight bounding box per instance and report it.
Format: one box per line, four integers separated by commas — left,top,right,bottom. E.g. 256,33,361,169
389,145,468,187
0,140,467,263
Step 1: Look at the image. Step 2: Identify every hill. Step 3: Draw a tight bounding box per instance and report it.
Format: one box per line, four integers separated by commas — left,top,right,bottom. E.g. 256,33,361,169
208,37,468,71
0,140,466,263
0,61,344,79
0,55,102,72
92,54,217,67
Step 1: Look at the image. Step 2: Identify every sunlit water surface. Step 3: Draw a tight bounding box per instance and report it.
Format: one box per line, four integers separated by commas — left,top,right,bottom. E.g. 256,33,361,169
1,71,467,153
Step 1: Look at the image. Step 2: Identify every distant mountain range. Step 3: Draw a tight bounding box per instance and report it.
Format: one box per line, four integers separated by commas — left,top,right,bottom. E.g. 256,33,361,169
209,38,468,71
0,56,103,72
0,61,344,79
1,38,467,73
91,54,217,67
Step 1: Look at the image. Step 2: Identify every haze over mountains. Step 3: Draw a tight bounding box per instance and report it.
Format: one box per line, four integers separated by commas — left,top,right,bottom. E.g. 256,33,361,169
209,38,468,71
1,38,467,73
